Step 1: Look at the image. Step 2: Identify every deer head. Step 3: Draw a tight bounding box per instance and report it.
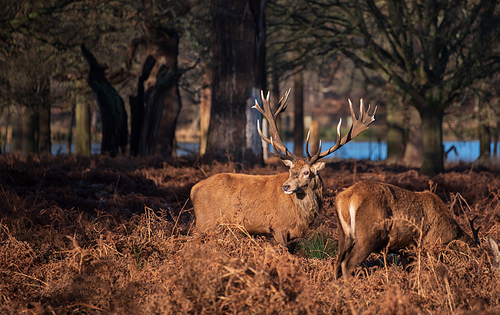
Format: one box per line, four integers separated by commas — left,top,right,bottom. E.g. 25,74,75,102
253,89,377,194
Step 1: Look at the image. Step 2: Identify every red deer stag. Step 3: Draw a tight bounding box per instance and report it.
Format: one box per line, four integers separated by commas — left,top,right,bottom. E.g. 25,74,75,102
191,89,377,246
334,181,481,279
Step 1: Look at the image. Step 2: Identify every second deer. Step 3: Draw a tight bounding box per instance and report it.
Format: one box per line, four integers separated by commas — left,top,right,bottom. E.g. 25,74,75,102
334,181,481,279
191,89,376,247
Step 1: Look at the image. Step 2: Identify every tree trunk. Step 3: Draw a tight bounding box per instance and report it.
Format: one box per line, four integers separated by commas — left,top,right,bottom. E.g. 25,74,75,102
271,59,281,130
478,96,491,163
81,44,128,156
386,96,406,163
293,71,304,157
419,107,444,176
130,56,155,156
68,100,75,155
38,83,51,156
11,106,36,156
199,65,212,155
309,120,319,156
206,0,266,165
138,66,184,156
75,82,91,156
493,123,499,160
127,21,183,158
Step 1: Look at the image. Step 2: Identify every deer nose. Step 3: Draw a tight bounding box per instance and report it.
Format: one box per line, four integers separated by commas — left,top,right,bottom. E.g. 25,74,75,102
282,185,293,194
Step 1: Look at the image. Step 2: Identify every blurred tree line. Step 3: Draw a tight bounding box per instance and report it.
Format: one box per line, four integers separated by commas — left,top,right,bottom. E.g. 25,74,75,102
0,0,499,176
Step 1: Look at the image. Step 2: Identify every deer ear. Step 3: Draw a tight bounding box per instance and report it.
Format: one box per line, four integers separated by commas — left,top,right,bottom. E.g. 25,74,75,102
282,159,294,168
312,161,325,173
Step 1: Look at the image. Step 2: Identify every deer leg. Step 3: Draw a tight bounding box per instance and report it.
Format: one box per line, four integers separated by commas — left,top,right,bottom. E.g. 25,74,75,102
334,225,354,280
341,241,377,278
273,229,289,248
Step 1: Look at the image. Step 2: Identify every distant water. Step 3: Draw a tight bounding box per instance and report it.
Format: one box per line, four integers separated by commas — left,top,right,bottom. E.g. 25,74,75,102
178,140,489,163
2,140,492,163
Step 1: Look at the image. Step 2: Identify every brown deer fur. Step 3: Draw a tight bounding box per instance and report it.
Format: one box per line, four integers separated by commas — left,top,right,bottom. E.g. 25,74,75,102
334,181,477,279
191,160,325,246
191,90,376,247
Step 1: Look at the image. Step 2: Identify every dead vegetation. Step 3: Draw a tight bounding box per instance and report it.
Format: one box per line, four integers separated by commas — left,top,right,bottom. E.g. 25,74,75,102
0,155,499,314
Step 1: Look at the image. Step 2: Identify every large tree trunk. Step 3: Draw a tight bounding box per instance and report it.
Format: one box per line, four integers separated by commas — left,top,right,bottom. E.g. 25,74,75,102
129,56,155,156
205,0,265,165
128,20,183,158
81,44,128,156
139,66,183,156
293,71,304,157
419,107,444,176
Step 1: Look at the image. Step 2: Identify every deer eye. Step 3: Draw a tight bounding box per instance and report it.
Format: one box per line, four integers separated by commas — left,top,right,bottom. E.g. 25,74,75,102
302,170,310,176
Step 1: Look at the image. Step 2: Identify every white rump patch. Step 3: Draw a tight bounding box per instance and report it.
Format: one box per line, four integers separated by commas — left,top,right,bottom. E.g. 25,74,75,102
337,199,357,239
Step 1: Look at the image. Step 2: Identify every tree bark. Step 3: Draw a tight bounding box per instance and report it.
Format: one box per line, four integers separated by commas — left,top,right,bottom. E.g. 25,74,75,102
309,120,319,156
271,59,281,130
81,44,128,156
138,66,184,156
419,107,444,177
129,56,155,156
199,65,212,155
11,106,36,156
478,95,491,163
75,80,91,156
293,71,304,157
206,0,266,165
128,21,183,158
386,99,406,163
38,83,51,155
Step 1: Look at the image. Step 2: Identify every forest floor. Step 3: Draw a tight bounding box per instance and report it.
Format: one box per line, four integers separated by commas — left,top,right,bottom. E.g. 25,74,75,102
0,154,499,314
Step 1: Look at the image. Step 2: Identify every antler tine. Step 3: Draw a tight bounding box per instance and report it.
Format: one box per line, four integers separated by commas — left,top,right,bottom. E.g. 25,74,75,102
253,89,298,161
308,99,376,164
305,129,323,164
274,88,291,119
305,130,311,159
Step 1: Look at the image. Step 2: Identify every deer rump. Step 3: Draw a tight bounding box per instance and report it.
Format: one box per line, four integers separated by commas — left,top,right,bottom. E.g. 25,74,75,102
191,172,321,246
334,181,476,279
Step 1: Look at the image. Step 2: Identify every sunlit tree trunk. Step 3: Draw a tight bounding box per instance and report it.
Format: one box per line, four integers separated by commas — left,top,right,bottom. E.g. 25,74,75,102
199,65,212,155
75,81,91,156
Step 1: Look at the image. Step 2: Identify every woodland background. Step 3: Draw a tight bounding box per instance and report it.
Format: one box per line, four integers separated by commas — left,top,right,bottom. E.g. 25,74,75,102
1,0,500,175
1,1,500,314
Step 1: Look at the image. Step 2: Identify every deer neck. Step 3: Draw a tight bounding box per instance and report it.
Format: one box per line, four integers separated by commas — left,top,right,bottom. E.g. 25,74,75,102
292,175,323,225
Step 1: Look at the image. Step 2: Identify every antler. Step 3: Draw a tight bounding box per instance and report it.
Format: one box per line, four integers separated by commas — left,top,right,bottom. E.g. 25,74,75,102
253,89,298,161
306,98,377,165
253,90,377,165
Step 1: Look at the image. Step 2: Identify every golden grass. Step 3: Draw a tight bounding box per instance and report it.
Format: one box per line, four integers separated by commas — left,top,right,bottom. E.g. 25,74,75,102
0,155,499,314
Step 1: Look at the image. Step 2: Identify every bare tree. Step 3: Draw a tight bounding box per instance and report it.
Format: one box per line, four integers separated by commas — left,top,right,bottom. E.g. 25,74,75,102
274,0,500,176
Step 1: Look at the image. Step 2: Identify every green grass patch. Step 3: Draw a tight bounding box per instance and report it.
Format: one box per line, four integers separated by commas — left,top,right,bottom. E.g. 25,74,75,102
296,231,338,259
